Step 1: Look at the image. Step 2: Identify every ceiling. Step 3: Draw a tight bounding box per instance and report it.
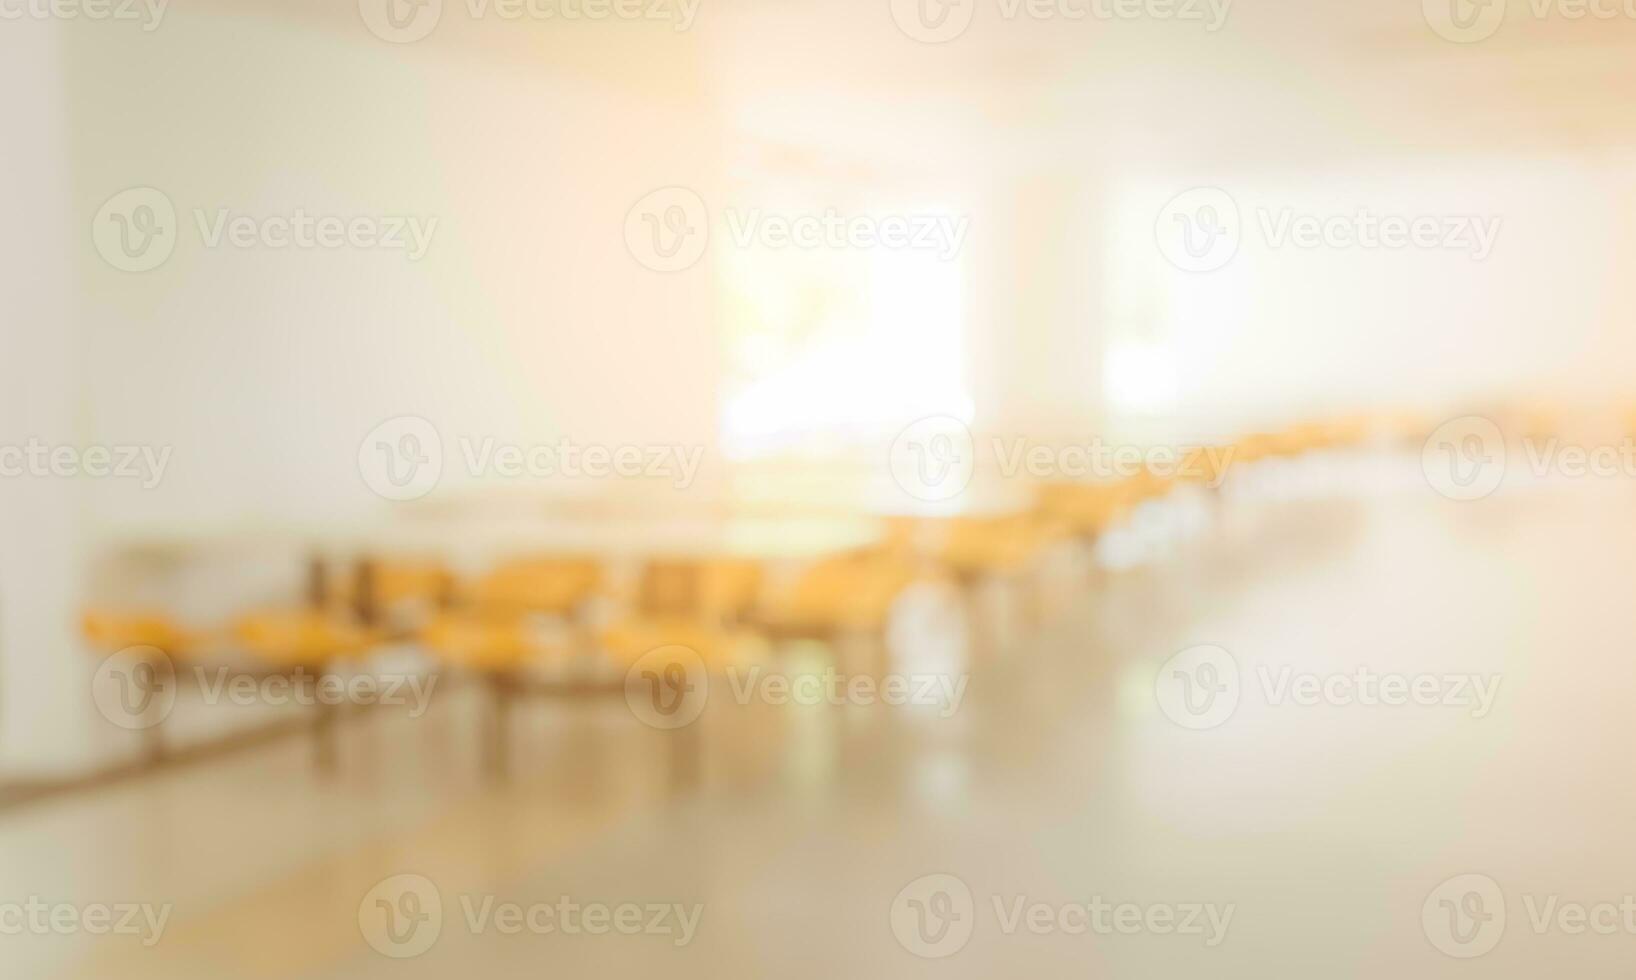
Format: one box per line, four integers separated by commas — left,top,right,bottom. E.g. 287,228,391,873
241,0,1636,175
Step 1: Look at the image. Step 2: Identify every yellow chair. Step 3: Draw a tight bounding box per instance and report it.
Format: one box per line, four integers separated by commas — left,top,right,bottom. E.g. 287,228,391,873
421,607,544,773
1123,466,1172,504
233,609,378,668
331,557,453,623
1324,415,1372,448
1035,482,1130,537
878,515,923,557
1518,402,1561,444
757,550,919,636
1231,432,1284,464
1352,410,1427,446
1274,424,1317,456
601,559,770,667
231,609,383,771
1290,419,1369,455
700,559,764,625
81,610,196,764
464,557,602,618
82,610,198,658
636,558,763,625
937,514,1058,580
420,609,542,673
1178,446,1232,486
600,616,767,669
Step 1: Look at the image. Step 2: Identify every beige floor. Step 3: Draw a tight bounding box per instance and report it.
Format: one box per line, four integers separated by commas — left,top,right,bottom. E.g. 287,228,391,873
6,458,1635,977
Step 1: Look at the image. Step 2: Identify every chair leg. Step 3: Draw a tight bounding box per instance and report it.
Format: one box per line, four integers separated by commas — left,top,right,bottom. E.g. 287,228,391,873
140,648,170,769
956,572,991,658
141,720,167,769
1022,568,1047,632
667,712,703,794
485,671,514,778
873,626,893,678
313,698,341,773
311,664,341,773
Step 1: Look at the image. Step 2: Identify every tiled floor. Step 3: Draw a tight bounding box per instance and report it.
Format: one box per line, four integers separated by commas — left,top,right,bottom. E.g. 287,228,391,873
8,458,1636,977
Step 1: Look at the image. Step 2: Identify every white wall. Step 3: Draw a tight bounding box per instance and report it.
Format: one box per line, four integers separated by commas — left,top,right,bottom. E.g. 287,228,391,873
1,5,728,777
71,6,727,539
1106,155,1636,438
0,21,106,774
